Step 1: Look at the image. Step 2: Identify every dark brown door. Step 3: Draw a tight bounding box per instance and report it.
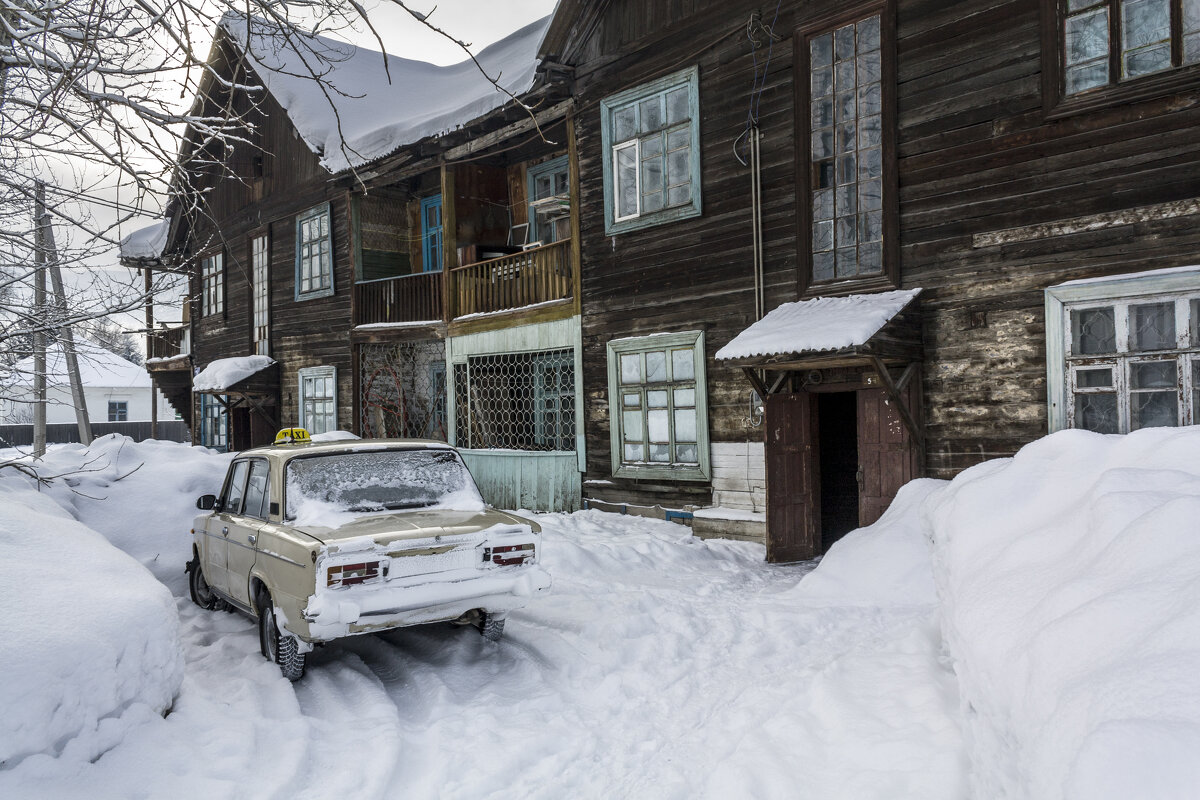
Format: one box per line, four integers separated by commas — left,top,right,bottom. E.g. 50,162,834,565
856,382,920,527
765,392,819,562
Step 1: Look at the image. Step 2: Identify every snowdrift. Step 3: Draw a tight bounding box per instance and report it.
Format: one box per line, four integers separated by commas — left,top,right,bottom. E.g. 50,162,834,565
0,481,183,767
927,427,1200,799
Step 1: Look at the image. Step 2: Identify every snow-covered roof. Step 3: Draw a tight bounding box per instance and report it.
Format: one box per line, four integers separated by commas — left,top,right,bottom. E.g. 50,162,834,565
716,289,922,361
218,13,552,173
8,341,150,389
118,220,170,261
193,355,276,392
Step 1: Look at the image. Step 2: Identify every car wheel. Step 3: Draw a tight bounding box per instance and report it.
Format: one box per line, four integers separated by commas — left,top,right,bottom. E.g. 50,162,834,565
187,556,218,610
479,612,505,643
257,590,306,682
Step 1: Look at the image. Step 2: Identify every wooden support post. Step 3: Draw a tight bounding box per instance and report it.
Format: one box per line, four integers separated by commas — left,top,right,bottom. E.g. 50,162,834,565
741,367,769,399
868,356,924,448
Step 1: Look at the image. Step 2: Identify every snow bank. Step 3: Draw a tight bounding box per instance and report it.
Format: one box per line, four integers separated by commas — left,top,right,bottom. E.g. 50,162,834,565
927,427,1200,799
790,477,946,607
0,481,183,767
192,355,275,392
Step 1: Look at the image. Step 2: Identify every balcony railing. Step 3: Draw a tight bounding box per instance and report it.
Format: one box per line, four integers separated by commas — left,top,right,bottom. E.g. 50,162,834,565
451,239,573,318
148,325,188,361
354,271,443,326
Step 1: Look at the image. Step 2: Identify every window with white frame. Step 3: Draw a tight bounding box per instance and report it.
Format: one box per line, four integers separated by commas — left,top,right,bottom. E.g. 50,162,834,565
600,66,701,235
295,205,333,299
1046,269,1200,434
527,156,571,244
201,252,223,316
606,331,709,480
252,234,270,355
200,394,228,450
298,366,336,434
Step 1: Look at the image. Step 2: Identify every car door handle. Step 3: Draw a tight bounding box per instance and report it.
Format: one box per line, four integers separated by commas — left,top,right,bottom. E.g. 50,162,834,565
247,534,256,545
222,526,229,536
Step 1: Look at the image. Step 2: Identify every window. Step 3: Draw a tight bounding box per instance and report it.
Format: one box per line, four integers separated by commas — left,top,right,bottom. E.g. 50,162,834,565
298,366,336,434
107,401,128,422
606,331,709,480
600,66,701,235
201,252,224,317
421,195,443,272
295,205,333,300
1048,0,1200,108
252,234,270,355
1045,267,1200,433
453,350,576,451
223,460,249,513
200,394,228,450
527,156,571,244
800,6,894,289
242,459,271,519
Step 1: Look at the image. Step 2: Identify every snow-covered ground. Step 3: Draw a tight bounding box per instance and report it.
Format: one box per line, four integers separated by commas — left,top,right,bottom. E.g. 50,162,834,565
2,427,1198,798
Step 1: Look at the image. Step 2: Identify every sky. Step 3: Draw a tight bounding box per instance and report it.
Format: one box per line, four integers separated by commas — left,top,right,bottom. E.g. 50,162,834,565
65,0,559,332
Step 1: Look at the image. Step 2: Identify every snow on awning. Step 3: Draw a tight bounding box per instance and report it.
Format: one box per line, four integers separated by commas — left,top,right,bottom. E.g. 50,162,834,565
119,220,170,262
219,13,551,173
716,289,922,364
193,355,276,393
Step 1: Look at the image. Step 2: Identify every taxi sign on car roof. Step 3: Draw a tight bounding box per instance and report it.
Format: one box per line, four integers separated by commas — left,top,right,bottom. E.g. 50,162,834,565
274,427,312,445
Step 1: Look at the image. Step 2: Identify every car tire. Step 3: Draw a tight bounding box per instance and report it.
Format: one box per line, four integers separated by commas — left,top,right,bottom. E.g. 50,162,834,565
258,589,306,682
187,556,218,610
479,612,505,643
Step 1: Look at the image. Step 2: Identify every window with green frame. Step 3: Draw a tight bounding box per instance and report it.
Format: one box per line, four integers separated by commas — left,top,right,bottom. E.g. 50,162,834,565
606,331,709,480
600,66,702,235
295,204,334,300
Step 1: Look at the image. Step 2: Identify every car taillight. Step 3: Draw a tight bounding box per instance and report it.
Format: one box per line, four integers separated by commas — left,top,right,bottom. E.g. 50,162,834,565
483,543,535,567
327,561,382,587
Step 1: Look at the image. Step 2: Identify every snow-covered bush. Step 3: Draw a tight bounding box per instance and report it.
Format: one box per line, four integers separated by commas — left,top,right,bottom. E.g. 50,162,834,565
0,481,184,767
927,427,1200,799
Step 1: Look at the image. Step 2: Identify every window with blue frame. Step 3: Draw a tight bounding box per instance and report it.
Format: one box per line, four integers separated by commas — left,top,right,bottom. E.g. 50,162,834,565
600,66,701,235
421,194,443,272
200,394,228,451
526,155,571,244
295,204,334,300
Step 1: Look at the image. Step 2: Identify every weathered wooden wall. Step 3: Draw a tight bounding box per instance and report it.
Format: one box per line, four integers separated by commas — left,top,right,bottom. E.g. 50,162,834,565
572,0,800,509
571,0,1200,508
188,71,355,442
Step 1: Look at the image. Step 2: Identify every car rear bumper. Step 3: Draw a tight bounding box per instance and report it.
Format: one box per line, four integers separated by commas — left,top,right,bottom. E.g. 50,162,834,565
299,566,551,641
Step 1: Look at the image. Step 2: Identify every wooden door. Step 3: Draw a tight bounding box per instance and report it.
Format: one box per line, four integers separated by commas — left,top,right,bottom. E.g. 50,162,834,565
856,381,921,527
765,392,819,563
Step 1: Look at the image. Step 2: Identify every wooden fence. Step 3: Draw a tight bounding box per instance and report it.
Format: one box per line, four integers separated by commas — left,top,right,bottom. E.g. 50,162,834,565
0,421,191,447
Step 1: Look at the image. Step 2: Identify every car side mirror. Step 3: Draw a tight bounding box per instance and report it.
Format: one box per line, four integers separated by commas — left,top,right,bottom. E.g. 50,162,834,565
197,494,218,510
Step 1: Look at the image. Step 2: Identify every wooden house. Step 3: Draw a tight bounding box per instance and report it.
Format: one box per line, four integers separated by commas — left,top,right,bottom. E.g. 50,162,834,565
144,1,1200,556
142,13,582,511
540,0,1200,560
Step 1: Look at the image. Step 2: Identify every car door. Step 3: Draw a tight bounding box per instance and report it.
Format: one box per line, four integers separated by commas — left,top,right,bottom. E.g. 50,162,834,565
207,459,250,596
224,458,268,607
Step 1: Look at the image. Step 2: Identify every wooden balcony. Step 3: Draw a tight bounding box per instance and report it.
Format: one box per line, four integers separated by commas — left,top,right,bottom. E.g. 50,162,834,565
451,239,574,318
354,271,443,326
148,325,187,361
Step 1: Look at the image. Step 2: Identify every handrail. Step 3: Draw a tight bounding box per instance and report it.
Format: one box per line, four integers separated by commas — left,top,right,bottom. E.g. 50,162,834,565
354,270,443,326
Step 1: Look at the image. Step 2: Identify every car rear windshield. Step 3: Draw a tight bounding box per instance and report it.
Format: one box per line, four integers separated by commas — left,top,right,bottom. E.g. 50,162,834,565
285,448,484,521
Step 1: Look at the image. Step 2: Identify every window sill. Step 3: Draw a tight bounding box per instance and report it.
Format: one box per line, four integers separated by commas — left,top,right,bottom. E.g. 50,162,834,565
605,202,701,237
613,463,710,482
295,287,336,302
1045,65,1200,121
802,272,896,299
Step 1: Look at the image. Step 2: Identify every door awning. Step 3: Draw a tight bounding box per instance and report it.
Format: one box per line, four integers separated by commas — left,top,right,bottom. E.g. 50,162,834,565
716,288,922,370
192,355,278,396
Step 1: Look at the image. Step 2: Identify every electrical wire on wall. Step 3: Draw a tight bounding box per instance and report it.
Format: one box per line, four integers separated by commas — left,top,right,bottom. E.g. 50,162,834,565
733,1,784,168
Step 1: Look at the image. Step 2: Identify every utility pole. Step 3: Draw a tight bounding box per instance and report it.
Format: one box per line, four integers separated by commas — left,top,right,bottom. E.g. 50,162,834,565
38,182,92,444
32,188,46,457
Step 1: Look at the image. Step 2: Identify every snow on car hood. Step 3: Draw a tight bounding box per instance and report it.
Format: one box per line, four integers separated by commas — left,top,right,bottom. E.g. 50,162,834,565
291,507,538,545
